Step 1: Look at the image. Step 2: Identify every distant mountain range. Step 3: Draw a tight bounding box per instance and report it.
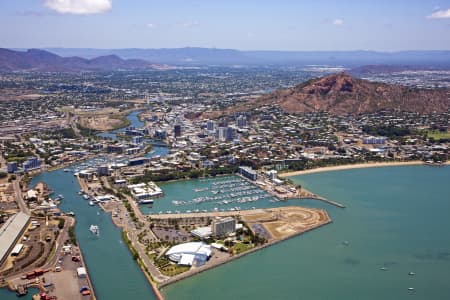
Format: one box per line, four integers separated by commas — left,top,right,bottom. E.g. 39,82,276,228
0,48,166,72
208,73,450,116
39,47,450,67
3,48,450,71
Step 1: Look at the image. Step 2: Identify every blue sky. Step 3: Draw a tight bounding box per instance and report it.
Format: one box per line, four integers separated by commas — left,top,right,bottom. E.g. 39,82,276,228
1,0,450,50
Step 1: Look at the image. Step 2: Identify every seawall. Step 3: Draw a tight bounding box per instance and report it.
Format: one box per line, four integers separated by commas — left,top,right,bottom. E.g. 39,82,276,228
159,218,332,289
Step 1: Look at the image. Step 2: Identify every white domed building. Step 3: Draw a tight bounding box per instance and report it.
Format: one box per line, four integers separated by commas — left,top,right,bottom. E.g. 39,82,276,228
165,242,212,266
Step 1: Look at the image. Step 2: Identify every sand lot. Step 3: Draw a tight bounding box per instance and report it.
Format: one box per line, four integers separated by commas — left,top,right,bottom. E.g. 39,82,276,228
242,206,330,240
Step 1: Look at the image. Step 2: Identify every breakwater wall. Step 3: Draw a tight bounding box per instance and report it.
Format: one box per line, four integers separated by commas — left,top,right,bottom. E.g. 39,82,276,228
159,218,332,289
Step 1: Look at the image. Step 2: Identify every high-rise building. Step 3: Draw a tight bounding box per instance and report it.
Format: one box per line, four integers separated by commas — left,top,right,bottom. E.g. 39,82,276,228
212,217,236,237
174,124,182,137
217,127,227,141
238,166,258,181
218,117,228,128
237,115,248,128
23,157,41,171
207,120,216,132
225,127,236,141
7,161,18,174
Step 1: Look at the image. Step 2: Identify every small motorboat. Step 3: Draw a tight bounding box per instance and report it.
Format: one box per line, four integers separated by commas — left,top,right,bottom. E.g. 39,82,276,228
89,225,99,235
408,272,416,276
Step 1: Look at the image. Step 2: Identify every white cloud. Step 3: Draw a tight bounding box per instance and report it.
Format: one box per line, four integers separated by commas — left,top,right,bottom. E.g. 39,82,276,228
427,8,450,19
178,21,200,28
333,18,344,26
147,23,156,28
44,0,112,15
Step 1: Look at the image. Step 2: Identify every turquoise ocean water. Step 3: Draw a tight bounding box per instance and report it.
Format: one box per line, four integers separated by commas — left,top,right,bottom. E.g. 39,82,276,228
162,165,450,300
2,165,449,299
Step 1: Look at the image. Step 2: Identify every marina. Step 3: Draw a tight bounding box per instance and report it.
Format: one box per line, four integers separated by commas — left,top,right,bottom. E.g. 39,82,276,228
140,176,284,216
163,165,450,300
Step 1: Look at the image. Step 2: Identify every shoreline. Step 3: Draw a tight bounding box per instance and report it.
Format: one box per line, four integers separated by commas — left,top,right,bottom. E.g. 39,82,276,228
159,214,332,289
278,161,449,177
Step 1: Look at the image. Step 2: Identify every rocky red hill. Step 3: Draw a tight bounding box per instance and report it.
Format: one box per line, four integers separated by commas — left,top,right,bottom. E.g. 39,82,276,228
217,73,449,116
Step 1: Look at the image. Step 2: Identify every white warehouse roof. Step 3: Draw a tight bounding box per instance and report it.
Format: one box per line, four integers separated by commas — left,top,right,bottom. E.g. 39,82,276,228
166,242,212,264
0,212,30,265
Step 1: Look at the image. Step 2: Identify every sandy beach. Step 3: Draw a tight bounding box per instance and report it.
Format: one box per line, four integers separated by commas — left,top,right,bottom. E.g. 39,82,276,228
278,161,449,177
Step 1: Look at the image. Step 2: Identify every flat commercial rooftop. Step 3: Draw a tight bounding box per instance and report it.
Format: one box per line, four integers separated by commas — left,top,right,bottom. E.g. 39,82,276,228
0,212,30,265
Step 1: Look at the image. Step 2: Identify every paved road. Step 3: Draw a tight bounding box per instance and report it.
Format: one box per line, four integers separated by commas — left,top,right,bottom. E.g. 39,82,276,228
100,177,159,242
13,176,30,214
99,177,168,282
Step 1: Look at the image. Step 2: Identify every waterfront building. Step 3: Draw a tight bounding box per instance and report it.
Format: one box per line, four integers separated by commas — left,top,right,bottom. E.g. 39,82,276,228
97,165,110,176
191,226,212,239
125,127,144,136
165,242,212,266
7,161,18,174
23,157,41,171
266,170,278,180
0,212,30,267
212,217,236,237
128,157,150,166
77,169,95,179
239,166,258,181
127,182,163,203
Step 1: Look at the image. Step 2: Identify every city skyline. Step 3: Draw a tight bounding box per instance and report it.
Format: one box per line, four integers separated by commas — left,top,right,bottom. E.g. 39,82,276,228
1,0,450,51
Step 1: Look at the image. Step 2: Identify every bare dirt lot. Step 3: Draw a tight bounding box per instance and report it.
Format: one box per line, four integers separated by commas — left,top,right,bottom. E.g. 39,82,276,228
242,206,331,240
78,113,127,131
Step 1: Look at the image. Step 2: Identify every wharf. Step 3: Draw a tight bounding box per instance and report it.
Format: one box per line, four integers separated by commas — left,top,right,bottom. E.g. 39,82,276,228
312,197,345,208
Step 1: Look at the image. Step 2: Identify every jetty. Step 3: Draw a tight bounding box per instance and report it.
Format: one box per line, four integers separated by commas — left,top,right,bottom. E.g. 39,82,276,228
313,197,345,208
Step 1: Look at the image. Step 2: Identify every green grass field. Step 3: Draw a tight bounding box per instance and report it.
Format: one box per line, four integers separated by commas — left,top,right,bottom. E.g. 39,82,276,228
233,242,254,254
160,264,190,276
427,130,450,140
